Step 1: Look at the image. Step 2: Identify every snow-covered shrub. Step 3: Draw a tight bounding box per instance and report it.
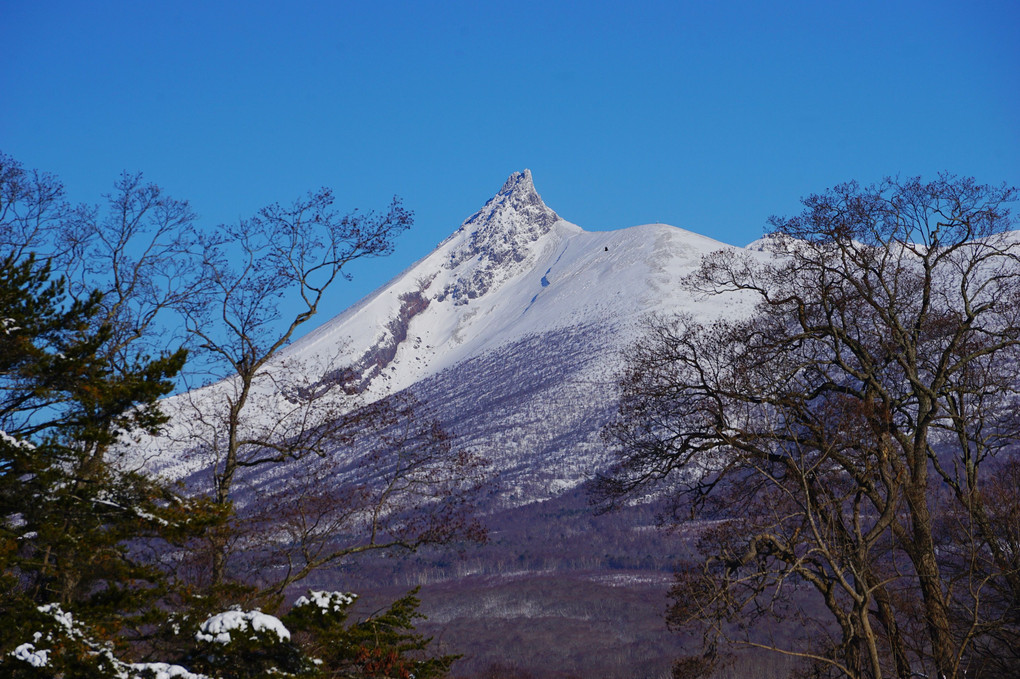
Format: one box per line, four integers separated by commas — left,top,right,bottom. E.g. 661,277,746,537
293,590,356,615
196,609,291,645
189,607,306,678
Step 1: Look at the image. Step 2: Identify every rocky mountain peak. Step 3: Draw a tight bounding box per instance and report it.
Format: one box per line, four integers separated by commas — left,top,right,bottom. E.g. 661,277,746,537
439,170,561,304
463,169,558,233
495,169,540,205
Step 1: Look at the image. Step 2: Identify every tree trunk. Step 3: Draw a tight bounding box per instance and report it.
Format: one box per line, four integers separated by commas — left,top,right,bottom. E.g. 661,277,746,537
904,483,957,679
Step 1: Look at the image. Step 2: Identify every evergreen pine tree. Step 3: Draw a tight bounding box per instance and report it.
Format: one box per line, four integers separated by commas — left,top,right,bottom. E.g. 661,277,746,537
0,253,221,676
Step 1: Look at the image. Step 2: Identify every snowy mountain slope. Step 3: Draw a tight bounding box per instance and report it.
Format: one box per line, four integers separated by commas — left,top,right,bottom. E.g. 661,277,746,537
282,169,742,399
142,170,753,497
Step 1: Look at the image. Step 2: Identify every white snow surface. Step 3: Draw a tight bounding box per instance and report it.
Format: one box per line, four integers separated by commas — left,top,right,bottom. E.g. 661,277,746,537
196,610,291,644
285,176,739,397
1,429,35,450
128,663,210,679
294,590,356,612
11,642,49,667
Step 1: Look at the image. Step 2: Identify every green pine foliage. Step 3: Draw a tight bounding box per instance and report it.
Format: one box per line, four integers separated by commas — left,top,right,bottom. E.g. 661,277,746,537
181,589,459,679
0,252,220,675
284,588,458,679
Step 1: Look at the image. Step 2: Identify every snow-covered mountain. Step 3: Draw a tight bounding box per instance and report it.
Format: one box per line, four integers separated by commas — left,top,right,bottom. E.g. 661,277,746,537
288,170,754,499
144,169,753,501
286,170,736,396
132,170,760,678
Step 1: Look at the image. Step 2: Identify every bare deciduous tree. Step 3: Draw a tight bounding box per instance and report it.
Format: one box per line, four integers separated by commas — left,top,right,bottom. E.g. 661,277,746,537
1,155,199,367
58,172,201,369
0,152,69,262
1,155,197,481
1,153,485,677
600,175,1020,679
179,188,412,506
166,188,488,588
3,152,487,597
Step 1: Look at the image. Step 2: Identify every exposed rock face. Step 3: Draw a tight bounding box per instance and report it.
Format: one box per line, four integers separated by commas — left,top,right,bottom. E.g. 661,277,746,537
334,169,563,387
348,288,431,391
440,170,560,304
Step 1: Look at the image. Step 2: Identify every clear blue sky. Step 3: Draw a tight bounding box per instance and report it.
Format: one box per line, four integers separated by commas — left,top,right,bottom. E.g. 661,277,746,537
3,0,1018,322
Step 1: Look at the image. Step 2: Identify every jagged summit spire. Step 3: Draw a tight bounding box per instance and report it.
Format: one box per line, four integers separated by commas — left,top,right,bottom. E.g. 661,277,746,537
439,170,562,304
498,169,537,199
462,169,558,232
